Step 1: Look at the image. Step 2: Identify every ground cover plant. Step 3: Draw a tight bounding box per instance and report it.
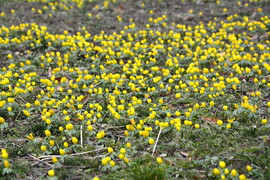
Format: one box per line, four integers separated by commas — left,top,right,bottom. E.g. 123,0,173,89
0,0,270,179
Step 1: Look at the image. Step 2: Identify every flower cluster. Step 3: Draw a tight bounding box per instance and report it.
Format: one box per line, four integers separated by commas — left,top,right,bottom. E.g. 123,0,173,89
212,161,253,180
0,0,269,179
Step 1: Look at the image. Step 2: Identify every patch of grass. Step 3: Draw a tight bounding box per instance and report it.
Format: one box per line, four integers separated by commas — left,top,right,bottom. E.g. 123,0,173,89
105,155,168,180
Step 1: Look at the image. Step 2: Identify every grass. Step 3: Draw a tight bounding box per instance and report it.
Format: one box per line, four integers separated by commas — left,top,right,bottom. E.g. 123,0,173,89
0,0,270,179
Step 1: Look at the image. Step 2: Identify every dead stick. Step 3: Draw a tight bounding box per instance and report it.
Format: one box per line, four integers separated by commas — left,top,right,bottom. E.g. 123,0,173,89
38,147,107,160
80,125,83,147
152,127,162,157
29,154,53,167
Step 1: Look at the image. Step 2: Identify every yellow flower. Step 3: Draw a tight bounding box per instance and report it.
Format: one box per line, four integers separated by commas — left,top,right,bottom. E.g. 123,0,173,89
126,142,131,148
45,130,51,136
175,93,181,98
1,152,8,159
239,174,246,180
227,117,235,123
120,148,126,154
219,161,226,168
213,168,220,175
217,120,223,126
72,137,78,144
148,138,155,145
231,169,238,176
124,157,129,163
118,154,125,159
7,54,13,59
59,126,64,131
59,149,65,155
63,142,69,148
26,133,34,141
156,157,163,164
246,165,252,172
261,119,268,124
194,124,200,129
226,124,232,129
52,156,58,163
87,125,93,131
49,140,55,146
48,169,55,177
3,160,10,168
66,123,73,130
110,160,116,167
0,117,5,124
25,103,31,108
107,147,113,153
96,133,102,139
101,158,108,165
40,145,47,152
221,175,226,180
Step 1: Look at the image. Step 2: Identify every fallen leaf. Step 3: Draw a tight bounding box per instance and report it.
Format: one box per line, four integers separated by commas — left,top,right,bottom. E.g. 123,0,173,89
201,116,219,124
48,67,52,77
180,152,189,157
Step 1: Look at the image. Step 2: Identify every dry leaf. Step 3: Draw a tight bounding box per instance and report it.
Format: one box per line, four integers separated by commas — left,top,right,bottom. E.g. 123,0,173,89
201,116,219,124
180,152,189,157
48,67,52,77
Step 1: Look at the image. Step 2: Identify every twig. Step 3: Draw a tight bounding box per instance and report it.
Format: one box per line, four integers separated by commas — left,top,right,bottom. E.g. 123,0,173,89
38,147,107,160
17,95,26,103
152,127,162,157
84,153,109,160
29,154,53,167
80,125,83,147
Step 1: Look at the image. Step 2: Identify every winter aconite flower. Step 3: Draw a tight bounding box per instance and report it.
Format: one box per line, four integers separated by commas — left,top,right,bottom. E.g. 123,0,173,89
52,156,58,163
217,120,223,126
239,174,247,180
213,168,220,175
59,149,65,155
156,157,163,164
110,160,116,167
0,117,5,124
66,123,74,130
107,147,113,153
120,148,126,154
3,160,10,168
40,145,47,152
148,138,155,145
231,169,238,176
261,119,268,124
101,158,108,165
1,152,8,159
72,137,78,144
246,165,252,171
48,169,55,177
219,161,226,168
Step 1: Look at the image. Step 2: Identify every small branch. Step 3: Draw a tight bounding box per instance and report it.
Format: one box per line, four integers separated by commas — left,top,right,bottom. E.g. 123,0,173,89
152,127,162,157
80,125,83,147
29,154,53,167
17,95,27,104
38,147,107,160
84,153,109,160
